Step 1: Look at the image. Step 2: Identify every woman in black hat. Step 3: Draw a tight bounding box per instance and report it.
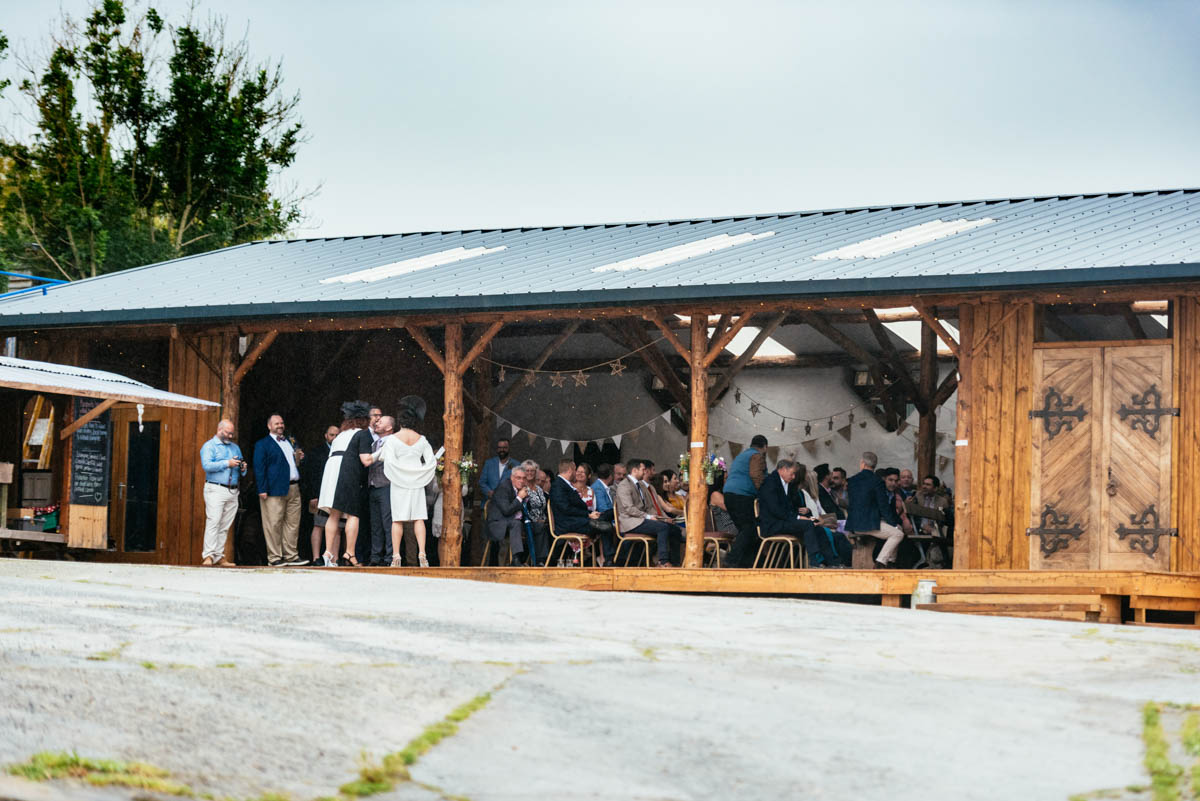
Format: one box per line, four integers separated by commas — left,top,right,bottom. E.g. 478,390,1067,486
374,395,436,567
317,400,374,566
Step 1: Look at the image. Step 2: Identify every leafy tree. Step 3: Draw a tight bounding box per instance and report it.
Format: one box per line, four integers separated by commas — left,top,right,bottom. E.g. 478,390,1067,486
0,1,306,281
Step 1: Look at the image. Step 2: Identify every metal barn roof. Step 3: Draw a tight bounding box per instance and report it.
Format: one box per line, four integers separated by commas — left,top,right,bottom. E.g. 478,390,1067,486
1,189,1198,327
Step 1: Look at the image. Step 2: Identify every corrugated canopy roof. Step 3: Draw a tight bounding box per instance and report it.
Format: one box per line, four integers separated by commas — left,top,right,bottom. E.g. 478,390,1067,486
0,357,219,410
1,189,1198,327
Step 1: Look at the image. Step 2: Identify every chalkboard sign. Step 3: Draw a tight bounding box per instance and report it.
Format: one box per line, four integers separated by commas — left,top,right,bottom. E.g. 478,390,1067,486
70,397,111,505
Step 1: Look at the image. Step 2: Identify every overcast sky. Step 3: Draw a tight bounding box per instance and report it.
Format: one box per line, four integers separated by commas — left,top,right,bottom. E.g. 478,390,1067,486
4,0,1200,237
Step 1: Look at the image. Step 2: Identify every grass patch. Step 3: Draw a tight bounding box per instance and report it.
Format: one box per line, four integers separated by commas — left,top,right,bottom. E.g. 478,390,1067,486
85,641,130,662
215,662,236,668
141,661,157,670
639,647,658,661
1143,702,1184,801
7,752,193,796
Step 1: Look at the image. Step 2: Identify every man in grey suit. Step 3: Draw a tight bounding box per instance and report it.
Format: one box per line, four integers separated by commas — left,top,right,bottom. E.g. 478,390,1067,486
613,459,682,567
485,464,530,565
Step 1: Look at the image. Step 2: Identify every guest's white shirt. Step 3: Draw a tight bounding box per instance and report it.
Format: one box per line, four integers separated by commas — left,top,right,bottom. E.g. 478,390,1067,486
275,436,300,481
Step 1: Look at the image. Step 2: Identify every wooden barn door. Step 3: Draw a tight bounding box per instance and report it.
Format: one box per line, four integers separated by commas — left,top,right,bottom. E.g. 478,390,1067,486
1100,345,1173,570
1029,348,1103,569
1030,343,1175,570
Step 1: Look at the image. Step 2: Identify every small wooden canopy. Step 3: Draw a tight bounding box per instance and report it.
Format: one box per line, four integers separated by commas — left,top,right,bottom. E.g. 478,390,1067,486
0,356,219,440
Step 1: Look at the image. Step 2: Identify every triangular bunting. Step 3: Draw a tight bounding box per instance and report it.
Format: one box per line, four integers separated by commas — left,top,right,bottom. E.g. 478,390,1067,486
613,434,623,448
937,455,950,472
837,424,853,443
525,431,537,447
559,439,571,454
543,436,553,448
495,416,506,430
729,442,744,459
801,439,819,457
646,420,656,433
660,410,671,422
765,445,780,464
510,422,520,438
574,441,587,452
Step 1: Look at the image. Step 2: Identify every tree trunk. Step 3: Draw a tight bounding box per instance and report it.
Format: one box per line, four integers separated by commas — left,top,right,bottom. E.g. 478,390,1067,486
684,316,709,568
440,324,465,566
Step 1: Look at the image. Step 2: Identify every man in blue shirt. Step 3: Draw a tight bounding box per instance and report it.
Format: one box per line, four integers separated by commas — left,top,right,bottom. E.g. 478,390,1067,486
200,419,246,566
479,439,517,507
591,463,615,523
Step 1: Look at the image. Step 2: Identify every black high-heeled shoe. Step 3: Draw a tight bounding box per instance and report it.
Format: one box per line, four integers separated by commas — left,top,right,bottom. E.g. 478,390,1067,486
342,552,361,567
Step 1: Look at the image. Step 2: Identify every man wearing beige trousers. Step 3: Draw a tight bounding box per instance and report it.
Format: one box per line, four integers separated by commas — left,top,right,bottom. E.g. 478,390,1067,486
253,414,307,566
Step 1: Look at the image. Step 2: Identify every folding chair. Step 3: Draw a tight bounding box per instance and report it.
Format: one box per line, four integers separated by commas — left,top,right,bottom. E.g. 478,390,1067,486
612,500,654,567
751,499,808,568
544,504,597,567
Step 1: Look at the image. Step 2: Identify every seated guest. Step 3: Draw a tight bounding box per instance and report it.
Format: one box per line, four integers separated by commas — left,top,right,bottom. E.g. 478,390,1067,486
549,459,613,565
882,468,915,535
898,469,916,499
650,471,684,516
708,475,737,535
614,459,682,567
486,464,532,565
573,463,595,510
658,469,687,513
537,468,552,494
591,463,615,524
520,460,550,563
846,452,905,568
800,464,852,567
911,475,950,535
758,459,843,567
815,464,846,526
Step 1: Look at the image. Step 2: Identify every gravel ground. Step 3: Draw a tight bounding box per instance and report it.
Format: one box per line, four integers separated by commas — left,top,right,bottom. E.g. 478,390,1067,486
1,559,1198,801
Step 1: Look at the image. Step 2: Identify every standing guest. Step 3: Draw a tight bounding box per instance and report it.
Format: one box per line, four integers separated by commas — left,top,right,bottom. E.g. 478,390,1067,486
479,439,517,507
369,407,383,443
486,464,531,565
591,464,615,523
304,425,339,565
612,462,628,485
253,414,307,567
318,401,374,567
367,415,395,566
723,436,769,568
846,451,905,568
614,459,682,567
521,460,550,563
549,459,613,565
376,396,437,568
200,419,245,567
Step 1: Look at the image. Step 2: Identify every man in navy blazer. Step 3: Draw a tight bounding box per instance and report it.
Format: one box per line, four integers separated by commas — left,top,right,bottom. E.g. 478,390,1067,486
479,438,517,508
845,451,905,568
253,414,306,567
758,460,842,566
548,458,613,564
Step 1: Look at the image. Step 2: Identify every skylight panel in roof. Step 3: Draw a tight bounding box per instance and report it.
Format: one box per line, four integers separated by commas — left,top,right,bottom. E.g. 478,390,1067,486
320,245,506,284
591,231,774,273
811,218,995,260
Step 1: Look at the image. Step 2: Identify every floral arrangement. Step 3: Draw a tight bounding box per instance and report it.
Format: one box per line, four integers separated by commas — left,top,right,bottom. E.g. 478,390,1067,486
454,452,478,484
678,453,727,484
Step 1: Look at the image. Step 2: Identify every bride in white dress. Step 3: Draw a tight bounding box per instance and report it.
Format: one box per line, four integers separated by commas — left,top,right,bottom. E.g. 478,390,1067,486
373,397,437,567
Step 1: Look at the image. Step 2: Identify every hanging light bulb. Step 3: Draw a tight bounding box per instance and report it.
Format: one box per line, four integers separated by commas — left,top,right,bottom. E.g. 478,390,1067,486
804,422,812,436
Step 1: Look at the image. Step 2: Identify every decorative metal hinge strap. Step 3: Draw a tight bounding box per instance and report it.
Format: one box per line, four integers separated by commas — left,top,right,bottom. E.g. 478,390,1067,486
1029,387,1087,440
1114,504,1178,557
1026,503,1084,557
1116,384,1179,439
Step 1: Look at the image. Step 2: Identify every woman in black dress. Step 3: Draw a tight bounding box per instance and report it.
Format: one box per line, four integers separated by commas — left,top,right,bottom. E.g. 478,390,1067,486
321,400,374,566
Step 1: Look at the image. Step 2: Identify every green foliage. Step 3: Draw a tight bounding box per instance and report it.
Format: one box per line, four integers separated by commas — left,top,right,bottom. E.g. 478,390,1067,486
7,751,193,796
0,2,305,281
1143,702,1183,801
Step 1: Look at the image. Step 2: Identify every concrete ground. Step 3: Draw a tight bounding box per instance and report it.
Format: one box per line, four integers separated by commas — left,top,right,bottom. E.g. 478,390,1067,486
0,559,1198,801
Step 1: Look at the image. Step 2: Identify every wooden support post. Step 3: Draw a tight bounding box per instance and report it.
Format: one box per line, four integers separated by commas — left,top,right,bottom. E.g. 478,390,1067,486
916,321,938,481
441,324,465,566
467,344,494,567
220,334,238,426
685,315,708,569
953,304,974,570
647,312,691,361
232,330,278,385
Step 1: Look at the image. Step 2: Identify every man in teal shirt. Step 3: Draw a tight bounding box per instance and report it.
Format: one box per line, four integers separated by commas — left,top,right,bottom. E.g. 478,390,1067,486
724,435,768,568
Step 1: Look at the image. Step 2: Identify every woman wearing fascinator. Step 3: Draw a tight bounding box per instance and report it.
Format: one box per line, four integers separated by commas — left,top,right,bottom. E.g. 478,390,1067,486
317,400,375,566
371,395,437,567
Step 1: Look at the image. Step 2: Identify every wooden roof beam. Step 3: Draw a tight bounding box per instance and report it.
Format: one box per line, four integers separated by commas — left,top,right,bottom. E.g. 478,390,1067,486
709,312,787,404
913,305,960,358
232,330,278,385
863,309,927,415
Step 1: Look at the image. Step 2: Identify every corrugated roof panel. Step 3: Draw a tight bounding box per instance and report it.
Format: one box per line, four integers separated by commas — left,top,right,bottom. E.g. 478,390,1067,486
2,189,1199,327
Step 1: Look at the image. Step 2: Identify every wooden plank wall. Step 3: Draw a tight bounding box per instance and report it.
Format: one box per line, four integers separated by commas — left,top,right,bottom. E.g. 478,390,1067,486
959,302,1034,569
163,335,224,565
1172,296,1200,572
